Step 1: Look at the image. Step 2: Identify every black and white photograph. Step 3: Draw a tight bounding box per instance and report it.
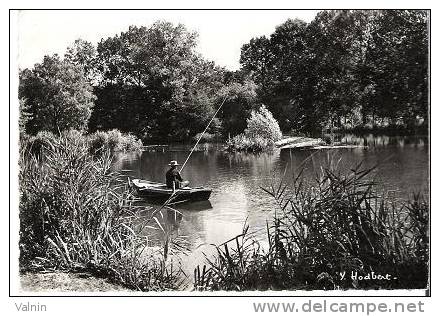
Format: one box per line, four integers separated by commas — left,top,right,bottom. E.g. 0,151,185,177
9,7,430,303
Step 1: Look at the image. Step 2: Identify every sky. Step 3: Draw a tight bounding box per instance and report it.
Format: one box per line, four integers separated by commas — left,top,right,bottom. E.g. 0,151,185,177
16,10,320,71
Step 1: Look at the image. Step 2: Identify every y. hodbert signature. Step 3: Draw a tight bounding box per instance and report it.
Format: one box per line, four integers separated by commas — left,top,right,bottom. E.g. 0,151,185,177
340,271,398,281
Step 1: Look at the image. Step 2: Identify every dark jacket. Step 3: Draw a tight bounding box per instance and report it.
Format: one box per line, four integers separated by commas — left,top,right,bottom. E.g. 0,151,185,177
166,167,183,188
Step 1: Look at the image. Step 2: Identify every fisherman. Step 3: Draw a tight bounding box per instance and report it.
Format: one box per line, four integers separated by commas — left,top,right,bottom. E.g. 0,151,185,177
166,160,189,190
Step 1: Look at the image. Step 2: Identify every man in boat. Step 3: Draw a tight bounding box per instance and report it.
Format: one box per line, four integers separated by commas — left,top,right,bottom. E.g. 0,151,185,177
166,160,189,190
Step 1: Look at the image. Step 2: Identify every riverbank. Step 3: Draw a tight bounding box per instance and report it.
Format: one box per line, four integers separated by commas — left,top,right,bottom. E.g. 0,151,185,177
20,272,133,293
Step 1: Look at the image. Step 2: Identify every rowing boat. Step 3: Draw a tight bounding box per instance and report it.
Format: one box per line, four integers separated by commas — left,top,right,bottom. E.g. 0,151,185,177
130,179,212,202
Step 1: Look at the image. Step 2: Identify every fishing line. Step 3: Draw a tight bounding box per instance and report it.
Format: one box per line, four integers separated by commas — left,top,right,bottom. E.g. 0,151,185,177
179,94,229,173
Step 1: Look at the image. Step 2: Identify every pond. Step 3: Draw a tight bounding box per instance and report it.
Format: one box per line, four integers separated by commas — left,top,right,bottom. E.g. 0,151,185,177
113,134,429,280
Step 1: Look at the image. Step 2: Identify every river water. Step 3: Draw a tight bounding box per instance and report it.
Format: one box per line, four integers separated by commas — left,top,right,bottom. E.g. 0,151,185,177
113,134,429,279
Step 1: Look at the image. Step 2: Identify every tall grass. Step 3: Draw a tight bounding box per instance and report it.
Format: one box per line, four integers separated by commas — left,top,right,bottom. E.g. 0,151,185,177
194,163,429,291
19,132,183,291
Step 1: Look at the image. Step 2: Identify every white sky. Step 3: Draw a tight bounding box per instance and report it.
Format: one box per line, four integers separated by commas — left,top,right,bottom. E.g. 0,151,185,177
17,10,320,71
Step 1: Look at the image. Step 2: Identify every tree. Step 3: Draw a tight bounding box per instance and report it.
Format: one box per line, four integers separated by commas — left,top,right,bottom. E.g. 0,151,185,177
19,55,96,134
241,18,320,133
65,39,98,84
217,79,258,137
361,10,428,129
240,10,429,135
19,98,32,136
89,21,226,141
305,10,366,131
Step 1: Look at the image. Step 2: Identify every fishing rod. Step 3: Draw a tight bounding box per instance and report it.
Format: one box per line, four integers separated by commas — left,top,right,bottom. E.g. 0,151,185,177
179,94,229,173
139,94,229,230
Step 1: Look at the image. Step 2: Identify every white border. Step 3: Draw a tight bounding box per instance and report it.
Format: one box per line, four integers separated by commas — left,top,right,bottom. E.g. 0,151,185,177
4,1,437,315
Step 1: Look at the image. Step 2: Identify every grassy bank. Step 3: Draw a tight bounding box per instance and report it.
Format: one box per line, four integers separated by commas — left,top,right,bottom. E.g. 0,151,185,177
19,132,183,291
194,164,429,291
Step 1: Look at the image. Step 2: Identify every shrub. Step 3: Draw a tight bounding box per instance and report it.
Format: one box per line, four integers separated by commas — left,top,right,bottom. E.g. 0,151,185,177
226,134,273,153
88,131,109,155
119,133,143,152
106,129,124,152
88,129,143,155
192,132,219,143
194,164,429,291
226,105,282,152
245,104,282,142
61,129,86,140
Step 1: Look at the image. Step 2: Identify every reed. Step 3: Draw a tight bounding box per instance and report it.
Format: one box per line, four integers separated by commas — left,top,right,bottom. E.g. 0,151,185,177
194,163,429,291
19,132,183,291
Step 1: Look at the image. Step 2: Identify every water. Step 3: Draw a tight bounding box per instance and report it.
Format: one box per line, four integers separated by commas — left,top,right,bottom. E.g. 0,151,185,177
113,135,429,277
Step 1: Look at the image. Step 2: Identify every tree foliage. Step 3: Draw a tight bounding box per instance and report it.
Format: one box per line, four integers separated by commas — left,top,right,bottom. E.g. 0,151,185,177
360,10,428,128
19,12,428,140
89,22,226,141
19,55,95,134
217,79,258,137
65,39,98,83
241,10,429,135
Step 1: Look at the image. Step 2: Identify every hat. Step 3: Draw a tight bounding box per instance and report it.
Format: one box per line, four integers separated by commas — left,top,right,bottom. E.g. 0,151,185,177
168,160,180,166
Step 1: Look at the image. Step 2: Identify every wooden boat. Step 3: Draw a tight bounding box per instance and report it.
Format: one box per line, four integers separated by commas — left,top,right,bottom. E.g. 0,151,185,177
130,179,212,203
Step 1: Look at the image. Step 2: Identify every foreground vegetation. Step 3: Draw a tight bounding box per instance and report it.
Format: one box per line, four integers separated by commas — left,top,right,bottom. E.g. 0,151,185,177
194,164,429,291
19,132,183,291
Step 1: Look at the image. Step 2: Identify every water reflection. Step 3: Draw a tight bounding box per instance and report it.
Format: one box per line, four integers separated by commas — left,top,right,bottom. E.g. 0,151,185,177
113,135,429,276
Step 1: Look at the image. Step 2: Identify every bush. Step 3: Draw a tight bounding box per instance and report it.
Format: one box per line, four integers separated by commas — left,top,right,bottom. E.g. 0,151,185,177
22,129,143,158
88,129,143,155
226,134,273,153
88,131,109,155
192,132,220,143
194,164,429,291
19,134,181,291
120,133,143,152
226,105,282,152
245,104,282,142
106,129,123,152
